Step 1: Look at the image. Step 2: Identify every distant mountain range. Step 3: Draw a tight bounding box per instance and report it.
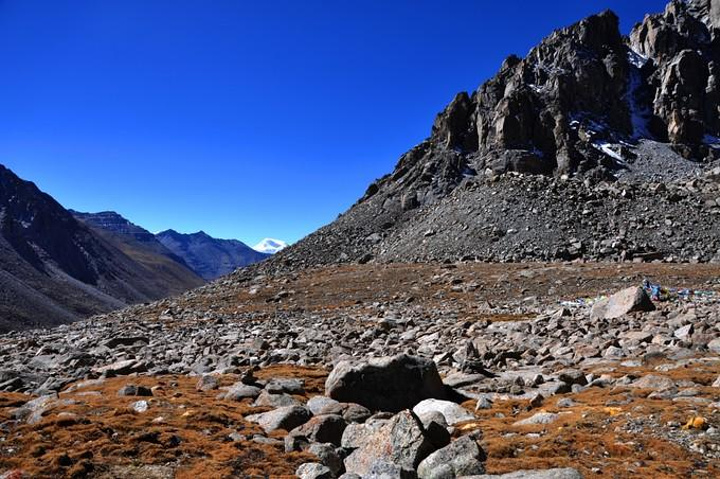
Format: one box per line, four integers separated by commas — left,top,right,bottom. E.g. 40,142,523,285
0,164,274,331
156,230,270,280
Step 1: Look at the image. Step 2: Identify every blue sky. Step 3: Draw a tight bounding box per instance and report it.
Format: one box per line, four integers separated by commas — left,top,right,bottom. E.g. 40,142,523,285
0,0,666,245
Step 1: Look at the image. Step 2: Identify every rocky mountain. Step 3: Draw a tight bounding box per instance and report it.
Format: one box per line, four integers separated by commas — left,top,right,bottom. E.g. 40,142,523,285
0,165,203,332
71,211,204,291
253,238,289,254
242,0,720,272
156,229,270,280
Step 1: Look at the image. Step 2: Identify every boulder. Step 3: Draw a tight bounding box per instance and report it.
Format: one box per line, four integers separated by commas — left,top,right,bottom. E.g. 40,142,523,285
590,287,655,320
218,383,262,401
296,463,333,479
246,406,312,433
417,435,486,479
289,414,347,446
326,355,446,412
344,410,436,477
412,399,475,426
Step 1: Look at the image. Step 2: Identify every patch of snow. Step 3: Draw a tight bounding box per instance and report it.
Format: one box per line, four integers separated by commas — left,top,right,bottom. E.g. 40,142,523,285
253,238,288,254
592,140,627,166
628,48,649,68
626,54,653,140
528,84,543,94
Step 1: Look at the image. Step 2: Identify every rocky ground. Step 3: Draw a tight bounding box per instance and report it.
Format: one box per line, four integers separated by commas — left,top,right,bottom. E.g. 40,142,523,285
1,262,719,478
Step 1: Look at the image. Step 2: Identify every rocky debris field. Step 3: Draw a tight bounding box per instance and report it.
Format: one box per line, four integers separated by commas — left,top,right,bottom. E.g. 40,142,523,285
268,164,720,270
0,262,719,478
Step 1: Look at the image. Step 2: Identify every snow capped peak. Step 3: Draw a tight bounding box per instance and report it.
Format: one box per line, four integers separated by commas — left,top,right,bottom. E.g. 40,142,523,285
253,238,288,254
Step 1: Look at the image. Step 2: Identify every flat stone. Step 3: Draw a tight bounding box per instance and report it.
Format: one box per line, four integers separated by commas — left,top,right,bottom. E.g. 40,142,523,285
464,468,583,478
513,412,560,426
630,374,676,390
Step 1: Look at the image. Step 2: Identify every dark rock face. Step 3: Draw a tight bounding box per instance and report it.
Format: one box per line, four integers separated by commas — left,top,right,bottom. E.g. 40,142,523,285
325,355,447,412
630,0,720,150
72,211,204,293
156,230,269,280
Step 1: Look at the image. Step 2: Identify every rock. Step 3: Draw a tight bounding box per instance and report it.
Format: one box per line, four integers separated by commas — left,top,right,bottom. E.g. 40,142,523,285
92,359,147,376
344,410,436,477
308,443,344,476
218,383,262,401
289,414,347,446
117,384,153,397
412,399,475,426
465,468,583,478
476,397,493,410
707,338,720,354
417,435,486,479
246,406,312,433
196,375,219,391
296,463,334,479
325,355,446,412
557,369,588,386
674,324,694,340
341,422,386,449
308,396,340,415
320,402,372,424
713,376,720,388
266,377,305,394
131,400,149,413
103,336,149,349
253,391,302,408
630,374,676,390
513,412,560,426
590,287,655,320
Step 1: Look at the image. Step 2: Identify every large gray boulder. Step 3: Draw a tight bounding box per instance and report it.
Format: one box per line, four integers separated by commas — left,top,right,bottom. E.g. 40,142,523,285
344,410,438,477
417,435,486,479
325,355,446,412
245,405,312,433
590,287,655,320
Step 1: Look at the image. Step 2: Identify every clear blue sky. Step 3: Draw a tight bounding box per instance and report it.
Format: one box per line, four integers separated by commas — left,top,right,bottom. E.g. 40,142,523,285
0,0,666,245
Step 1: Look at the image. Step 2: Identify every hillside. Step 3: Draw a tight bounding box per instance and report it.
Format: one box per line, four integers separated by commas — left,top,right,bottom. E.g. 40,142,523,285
0,166,202,331
156,229,269,280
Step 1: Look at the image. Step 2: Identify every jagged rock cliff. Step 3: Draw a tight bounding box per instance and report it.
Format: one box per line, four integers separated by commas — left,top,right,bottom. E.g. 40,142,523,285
239,0,720,271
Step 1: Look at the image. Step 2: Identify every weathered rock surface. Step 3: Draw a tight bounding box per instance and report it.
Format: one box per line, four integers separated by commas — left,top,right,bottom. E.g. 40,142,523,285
591,286,656,319
343,410,438,477
326,355,447,412
417,435,486,479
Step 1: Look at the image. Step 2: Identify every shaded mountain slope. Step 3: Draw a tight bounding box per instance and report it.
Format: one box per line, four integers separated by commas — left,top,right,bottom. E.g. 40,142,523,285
71,211,205,293
0,166,202,331
156,230,269,280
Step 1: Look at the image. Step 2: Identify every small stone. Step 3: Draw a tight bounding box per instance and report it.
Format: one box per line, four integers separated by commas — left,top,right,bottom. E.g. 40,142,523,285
132,401,149,413
513,412,559,426
296,463,333,479
117,384,153,397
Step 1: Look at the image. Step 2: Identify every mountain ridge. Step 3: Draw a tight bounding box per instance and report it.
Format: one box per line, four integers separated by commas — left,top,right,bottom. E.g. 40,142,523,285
156,229,270,280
